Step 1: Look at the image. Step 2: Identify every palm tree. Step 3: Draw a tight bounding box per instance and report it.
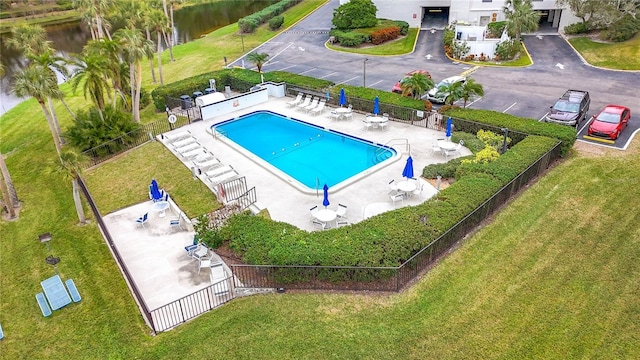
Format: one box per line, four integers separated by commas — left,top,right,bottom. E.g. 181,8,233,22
73,0,113,40
115,27,154,122
247,52,270,83
13,66,64,155
460,78,485,108
7,24,50,56
70,52,110,113
148,9,169,85
436,81,465,106
400,72,434,100
503,0,541,43
84,39,127,107
0,152,19,219
56,150,89,224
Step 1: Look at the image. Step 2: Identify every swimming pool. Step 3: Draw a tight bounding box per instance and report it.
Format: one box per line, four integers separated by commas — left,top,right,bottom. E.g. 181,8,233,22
212,111,397,192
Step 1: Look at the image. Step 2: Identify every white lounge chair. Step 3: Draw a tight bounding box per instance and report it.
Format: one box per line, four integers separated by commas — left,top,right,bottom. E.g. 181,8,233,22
287,92,303,107
181,148,206,159
164,130,191,142
194,158,220,170
208,171,240,185
204,165,234,179
296,95,312,109
171,137,197,148
303,97,319,112
175,142,200,154
311,100,326,115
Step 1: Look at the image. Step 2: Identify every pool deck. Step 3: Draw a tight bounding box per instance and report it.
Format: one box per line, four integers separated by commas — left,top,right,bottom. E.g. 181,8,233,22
161,96,471,231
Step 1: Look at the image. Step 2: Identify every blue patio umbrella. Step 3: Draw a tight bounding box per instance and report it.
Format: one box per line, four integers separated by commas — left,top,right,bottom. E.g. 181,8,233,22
150,179,162,201
373,96,380,115
323,184,330,208
339,88,346,106
402,156,414,179
445,117,453,137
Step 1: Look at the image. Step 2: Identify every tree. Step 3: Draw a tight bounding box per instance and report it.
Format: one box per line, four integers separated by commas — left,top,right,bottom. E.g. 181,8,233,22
332,0,378,30
70,52,111,113
460,78,485,108
13,66,64,155
72,0,114,40
115,27,154,122
400,72,434,100
7,24,50,57
148,8,170,85
0,152,19,219
56,150,89,224
84,39,128,107
556,0,599,24
436,81,465,106
246,52,270,83
503,0,541,42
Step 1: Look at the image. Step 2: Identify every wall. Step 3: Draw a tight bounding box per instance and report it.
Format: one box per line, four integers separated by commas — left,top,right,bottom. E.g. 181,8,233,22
200,88,269,121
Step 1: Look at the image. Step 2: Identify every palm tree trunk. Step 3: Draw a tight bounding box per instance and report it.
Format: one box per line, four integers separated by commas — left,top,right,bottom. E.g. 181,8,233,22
0,168,16,219
47,96,65,145
129,62,136,121
38,100,62,155
59,97,76,120
72,178,86,224
133,61,142,122
162,30,175,62
96,15,105,39
146,28,157,84
157,31,164,85
0,153,19,207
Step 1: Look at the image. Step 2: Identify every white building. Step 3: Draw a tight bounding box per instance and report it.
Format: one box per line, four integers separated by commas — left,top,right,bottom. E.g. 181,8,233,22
340,0,580,32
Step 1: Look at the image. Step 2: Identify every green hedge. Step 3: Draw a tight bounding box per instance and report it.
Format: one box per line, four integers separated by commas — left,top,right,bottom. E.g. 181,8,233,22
445,108,576,156
221,136,558,268
238,0,301,33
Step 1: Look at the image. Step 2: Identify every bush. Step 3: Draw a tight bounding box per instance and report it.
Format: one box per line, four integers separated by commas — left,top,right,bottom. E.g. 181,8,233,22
238,0,301,33
443,28,455,47
600,14,640,42
332,30,368,46
422,156,473,178
332,0,377,30
65,106,140,153
564,21,590,35
370,26,401,44
393,20,409,35
269,15,284,30
487,21,507,38
451,132,485,153
495,39,519,60
238,17,259,33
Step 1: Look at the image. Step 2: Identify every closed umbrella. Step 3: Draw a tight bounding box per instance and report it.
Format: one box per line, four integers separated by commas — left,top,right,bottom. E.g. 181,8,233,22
445,117,453,138
339,88,346,107
150,179,162,201
402,156,414,179
323,184,330,208
373,96,379,115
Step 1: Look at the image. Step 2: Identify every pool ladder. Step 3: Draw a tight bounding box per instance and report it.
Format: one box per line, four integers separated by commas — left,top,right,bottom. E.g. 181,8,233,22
374,138,409,163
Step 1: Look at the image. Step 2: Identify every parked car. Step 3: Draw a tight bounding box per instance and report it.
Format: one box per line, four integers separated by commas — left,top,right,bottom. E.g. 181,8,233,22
587,105,631,140
391,70,431,95
544,89,590,127
423,76,466,103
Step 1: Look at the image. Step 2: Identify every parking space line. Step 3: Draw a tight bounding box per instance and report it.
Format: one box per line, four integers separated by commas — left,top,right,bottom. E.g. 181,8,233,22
368,80,383,87
465,97,483,108
264,61,279,67
319,72,337,79
336,76,359,85
265,42,294,63
299,68,316,75
502,102,517,113
276,64,296,71
538,112,548,122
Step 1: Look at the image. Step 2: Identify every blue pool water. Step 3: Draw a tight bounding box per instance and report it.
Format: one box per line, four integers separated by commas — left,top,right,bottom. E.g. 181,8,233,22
213,111,396,189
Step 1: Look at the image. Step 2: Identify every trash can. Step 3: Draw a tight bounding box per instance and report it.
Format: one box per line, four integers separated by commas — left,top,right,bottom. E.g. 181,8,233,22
180,95,191,110
192,91,203,99
204,87,215,94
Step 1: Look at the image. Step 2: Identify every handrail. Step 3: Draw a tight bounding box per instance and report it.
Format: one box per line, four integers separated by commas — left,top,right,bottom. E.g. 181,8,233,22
375,138,410,159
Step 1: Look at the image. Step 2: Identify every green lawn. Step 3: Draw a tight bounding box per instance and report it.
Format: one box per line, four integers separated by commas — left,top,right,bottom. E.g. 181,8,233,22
1,1,639,357
568,34,640,70
327,28,418,56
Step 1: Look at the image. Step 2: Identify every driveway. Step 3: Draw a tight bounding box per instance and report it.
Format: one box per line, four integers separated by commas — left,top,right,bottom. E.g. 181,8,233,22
235,0,639,149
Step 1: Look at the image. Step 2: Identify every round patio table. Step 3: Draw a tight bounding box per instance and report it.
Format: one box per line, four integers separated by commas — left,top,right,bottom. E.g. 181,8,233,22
151,201,170,218
315,208,337,226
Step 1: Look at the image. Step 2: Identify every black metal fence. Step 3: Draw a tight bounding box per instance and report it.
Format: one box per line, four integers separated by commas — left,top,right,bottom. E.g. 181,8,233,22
76,177,156,332
231,140,563,292
149,277,234,332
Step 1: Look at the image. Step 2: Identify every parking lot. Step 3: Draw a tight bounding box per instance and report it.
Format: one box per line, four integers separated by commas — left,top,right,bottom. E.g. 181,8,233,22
232,0,639,150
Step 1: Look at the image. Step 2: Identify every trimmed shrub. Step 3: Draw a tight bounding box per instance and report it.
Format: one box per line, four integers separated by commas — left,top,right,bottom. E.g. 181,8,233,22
238,0,301,33
495,39,519,60
564,21,590,35
487,21,507,38
393,20,409,35
370,26,400,45
422,156,473,179
269,15,284,30
330,30,368,46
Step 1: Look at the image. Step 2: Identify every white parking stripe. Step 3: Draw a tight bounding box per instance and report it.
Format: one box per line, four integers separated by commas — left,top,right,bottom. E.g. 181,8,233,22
319,72,337,79
502,102,517,113
538,112,548,122
336,76,359,85
299,68,316,75
368,80,384,87
276,64,297,71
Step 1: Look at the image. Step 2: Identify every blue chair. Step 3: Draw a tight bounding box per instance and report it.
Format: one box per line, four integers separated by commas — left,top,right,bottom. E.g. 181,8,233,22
35,292,52,317
136,213,148,228
65,279,82,303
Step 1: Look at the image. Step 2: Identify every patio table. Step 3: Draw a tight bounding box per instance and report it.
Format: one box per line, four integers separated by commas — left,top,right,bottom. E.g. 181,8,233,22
151,201,170,218
315,208,337,227
41,274,72,311
396,180,417,196
334,107,351,120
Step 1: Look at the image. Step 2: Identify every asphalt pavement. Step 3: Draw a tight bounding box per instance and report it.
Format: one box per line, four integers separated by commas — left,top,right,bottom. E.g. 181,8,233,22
234,0,640,150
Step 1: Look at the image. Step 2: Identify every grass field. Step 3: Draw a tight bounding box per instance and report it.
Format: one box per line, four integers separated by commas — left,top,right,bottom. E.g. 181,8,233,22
568,34,640,70
1,1,639,358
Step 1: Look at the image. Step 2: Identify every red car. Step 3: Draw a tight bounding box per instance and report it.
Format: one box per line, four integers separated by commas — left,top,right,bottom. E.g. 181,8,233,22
391,70,431,95
587,105,631,140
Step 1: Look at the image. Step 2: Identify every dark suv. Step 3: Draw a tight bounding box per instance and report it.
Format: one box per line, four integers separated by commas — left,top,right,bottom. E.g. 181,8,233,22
544,90,590,127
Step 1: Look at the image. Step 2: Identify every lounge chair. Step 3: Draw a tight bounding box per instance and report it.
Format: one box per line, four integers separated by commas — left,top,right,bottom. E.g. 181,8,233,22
180,148,206,159
171,137,197,148
204,165,234,179
311,100,326,115
194,157,220,171
164,130,191,142
208,171,239,185
303,97,319,112
287,92,303,107
174,142,200,154
296,95,311,109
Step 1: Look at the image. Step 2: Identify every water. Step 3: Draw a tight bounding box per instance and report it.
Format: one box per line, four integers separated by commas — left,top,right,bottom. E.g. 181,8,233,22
0,0,277,115
213,111,396,189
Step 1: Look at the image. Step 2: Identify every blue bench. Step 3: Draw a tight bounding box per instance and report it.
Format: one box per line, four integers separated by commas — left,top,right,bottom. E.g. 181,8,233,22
65,279,81,303
35,292,52,317
0,322,4,340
